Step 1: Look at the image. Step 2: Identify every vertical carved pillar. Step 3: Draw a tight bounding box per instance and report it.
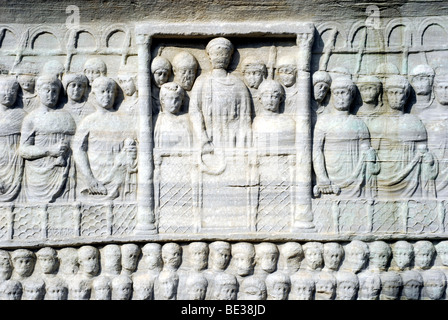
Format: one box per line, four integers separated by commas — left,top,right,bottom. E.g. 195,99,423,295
292,27,316,232
134,32,157,235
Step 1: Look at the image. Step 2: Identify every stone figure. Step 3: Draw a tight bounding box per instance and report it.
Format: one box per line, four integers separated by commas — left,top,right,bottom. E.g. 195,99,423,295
36,247,59,276
102,244,122,277
189,37,251,153
241,55,267,116
19,75,76,203
379,271,402,300
343,240,369,274
117,67,139,122
83,57,107,86
314,271,336,300
121,243,140,276
368,241,391,273
188,242,209,272
414,240,435,270
265,272,290,300
400,270,423,300
45,277,68,300
172,51,199,92
92,276,112,300
132,276,154,300
111,274,133,300
0,279,22,300
155,270,178,300
11,249,36,280
77,246,100,279
154,82,192,150
62,73,95,126
392,241,414,271
238,276,267,300
421,269,446,300
161,243,182,272
254,242,279,276
58,247,79,278
140,243,162,276
313,76,379,198
151,50,172,116
303,242,324,272
69,277,91,300
289,270,315,300
281,242,304,275
42,60,65,81
231,242,256,277
211,272,238,300
371,75,437,199
357,272,381,300
409,64,435,115
21,278,45,300
312,70,332,118
322,242,344,272
203,241,231,300
14,64,39,113
276,55,298,115
184,273,208,300
336,271,359,300
73,76,138,201
356,75,383,118
0,250,12,281
435,241,448,291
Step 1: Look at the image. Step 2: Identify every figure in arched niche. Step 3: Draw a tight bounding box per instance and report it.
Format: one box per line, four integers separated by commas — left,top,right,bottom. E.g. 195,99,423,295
19,75,76,203
311,70,332,121
73,76,138,201
313,76,379,199
241,55,267,117
12,63,39,113
0,76,25,202
151,48,172,117
62,73,95,126
409,64,435,115
370,75,437,199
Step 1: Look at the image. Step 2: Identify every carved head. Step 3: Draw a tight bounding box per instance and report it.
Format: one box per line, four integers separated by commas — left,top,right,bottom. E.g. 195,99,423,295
380,271,402,300
186,273,208,300
69,277,91,300
91,76,117,110
239,276,267,300
433,71,448,105
323,242,344,271
209,241,231,271
258,79,285,113
161,243,182,271
401,270,423,300
78,246,100,277
232,242,256,276
58,247,79,276
0,250,12,281
42,60,65,80
0,76,19,107
36,75,62,108
265,272,290,300
133,277,154,300
172,51,198,91
422,270,447,300
102,244,121,275
11,249,36,278
213,272,237,300
314,271,336,300
358,272,381,300
281,242,304,274
410,64,435,96
368,241,391,272
290,270,315,300
159,82,185,115
22,278,45,300
276,55,297,87
303,242,324,271
413,241,435,270
36,247,59,275
0,280,22,300
385,75,410,111
312,71,332,103
117,73,137,97
45,278,68,300
206,37,234,70
13,63,38,92
63,73,88,102
330,76,356,112
336,271,359,300
357,75,382,105
92,276,112,300
112,274,133,300
255,242,279,274
188,242,209,272
141,243,162,271
83,58,107,85
151,55,172,88
392,241,414,271
157,270,178,300
345,240,369,273
435,241,448,266
242,56,267,89
121,243,141,273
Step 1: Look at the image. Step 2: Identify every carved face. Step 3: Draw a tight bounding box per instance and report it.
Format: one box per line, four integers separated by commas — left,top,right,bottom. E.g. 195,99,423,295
332,87,353,111
260,88,282,113
189,282,207,300
134,283,153,300
161,89,183,115
347,248,367,273
0,256,12,279
425,280,445,300
39,255,58,274
323,248,342,271
243,67,265,89
315,279,335,300
381,280,401,300
386,87,408,111
84,67,104,85
336,282,357,300
93,283,111,300
305,247,324,270
153,68,170,88
436,245,448,266
144,251,162,270
118,76,136,96
160,278,177,299
285,255,301,273
233,253,255,276
67,81,86,102
114,283,132,300
269,282,289,300
2,284,21,300
162,247,182,270
277,66,296,87
434,81,448,105
37,82,60,108
412,75,433,95
359,278,380,300
258,252,278,273
402,280,421,300
174,67,197,91
104,249,121,274
93,81,116,110
46,285,68,300
359,84,381,104
369,249,390,271
23,286,45,300
13,257,35,278
0,82,18,107
211,248,230,271
190,248,208,271
18,75,35,92
241,285,266,300
313,82,330,103
415,250,433,269
79,252,99,276
216,284,237,300
207,45,232,70
293,282,314,300
394,248,413,270
72,286,91,300
121,248,139,272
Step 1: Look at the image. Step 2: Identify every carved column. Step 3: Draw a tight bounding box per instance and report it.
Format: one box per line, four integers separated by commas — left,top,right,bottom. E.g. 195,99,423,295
134,32,157,235
292,27,315,232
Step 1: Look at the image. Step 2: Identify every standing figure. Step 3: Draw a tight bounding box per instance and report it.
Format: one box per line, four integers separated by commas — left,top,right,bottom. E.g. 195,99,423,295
276,55,298,115
19,75,76,203
151,51,172,116
117,67,139,124
62,73,95,126
241,55,267,117
14,63,39,112
311,70,332,120
409,64,435,115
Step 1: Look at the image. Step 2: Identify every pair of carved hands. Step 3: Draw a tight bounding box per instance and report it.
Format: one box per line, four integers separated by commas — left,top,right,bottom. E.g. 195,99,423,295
314,183,341,196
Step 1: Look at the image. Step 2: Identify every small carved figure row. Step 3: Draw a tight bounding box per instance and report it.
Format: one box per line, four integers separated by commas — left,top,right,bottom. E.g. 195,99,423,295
1,240,448,300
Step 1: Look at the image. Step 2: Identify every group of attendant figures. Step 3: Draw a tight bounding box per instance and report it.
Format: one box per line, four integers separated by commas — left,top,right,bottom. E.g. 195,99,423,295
0,240,448,300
